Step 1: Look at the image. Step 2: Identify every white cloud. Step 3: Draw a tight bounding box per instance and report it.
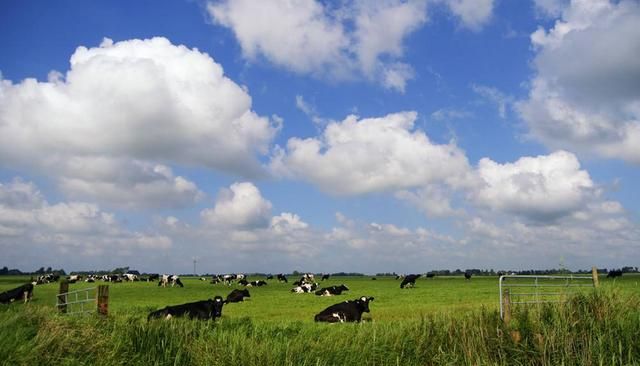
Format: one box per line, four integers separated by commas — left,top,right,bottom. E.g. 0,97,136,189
519,0,640,163
0,178,171,269
472,84,512,119
0,37,280,208
473,150,596,221
201,182,273,229
395,185,463,218
208,0,494,92
271,111,472,195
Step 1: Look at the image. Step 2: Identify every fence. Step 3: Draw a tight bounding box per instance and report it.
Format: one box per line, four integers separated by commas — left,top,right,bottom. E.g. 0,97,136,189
56,281,109,316
499,268,598,321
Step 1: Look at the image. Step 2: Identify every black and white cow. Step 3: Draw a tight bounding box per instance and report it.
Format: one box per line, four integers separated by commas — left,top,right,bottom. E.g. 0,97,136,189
314,296,375,323
238,279,249,286
291,282,318,293
321,274,331,281
67,275,82,282
400,274,421,288
225,289,250,303
266,274,274,280
148,296,225,321
277,274,288,283
248,280,267,287
222,274,246,286
0,283,34,304
464,272,472,280
33,273,60,285
314,284,349,296
85,275,97,283
158,274,184,287
123,273,139,282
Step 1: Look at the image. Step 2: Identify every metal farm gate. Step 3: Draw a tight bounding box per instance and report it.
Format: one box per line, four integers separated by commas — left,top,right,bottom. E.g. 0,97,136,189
499,271,598,320
56,282,109,316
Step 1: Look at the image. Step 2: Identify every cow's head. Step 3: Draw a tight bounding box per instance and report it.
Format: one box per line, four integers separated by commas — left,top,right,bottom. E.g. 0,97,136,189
211,296,225,318
339,284,349,291
355,296,374,313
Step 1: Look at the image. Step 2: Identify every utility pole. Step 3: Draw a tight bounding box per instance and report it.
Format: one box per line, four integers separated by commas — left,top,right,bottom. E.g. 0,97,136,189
193,258,197,276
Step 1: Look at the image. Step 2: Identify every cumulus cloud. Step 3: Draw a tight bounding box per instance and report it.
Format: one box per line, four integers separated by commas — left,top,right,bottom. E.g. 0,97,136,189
208,0,495,92
518,0,640,163
473,150,596,222
0,37,280,208
271,111,472,195
0,178,171,269
201,182,273,229
395,185,463,218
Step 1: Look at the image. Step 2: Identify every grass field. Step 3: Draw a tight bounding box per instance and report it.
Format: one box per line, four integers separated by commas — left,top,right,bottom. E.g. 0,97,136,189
1,274,639,365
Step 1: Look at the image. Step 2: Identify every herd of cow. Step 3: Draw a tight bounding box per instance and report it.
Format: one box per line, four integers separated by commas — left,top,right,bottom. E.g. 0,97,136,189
0,270,628,323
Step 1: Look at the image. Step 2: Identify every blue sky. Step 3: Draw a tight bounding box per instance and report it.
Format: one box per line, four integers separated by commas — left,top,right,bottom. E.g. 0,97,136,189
1,0,638,274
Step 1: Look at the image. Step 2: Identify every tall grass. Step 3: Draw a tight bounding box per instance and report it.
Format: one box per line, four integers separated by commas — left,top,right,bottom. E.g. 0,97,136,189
1,289,639,365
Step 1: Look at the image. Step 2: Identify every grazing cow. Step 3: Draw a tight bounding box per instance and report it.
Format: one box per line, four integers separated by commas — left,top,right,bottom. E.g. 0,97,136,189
371,277,377,281
148,274,160,282
607,270,623,278
225,289,250,303
395,274,404,280
0,283,34,304
148,296,225,321
426,273,435,279
248,280,267,287
266,275,273,280
400,274,421,288
123,273,138,282
464,272,472,280
314,296,375,323
238,279,249,286
158,274,184,287
291,282,318,293
85,275,97,283
223,274,245,286
277,274,288,283
321,274,331,281
315,284,349,296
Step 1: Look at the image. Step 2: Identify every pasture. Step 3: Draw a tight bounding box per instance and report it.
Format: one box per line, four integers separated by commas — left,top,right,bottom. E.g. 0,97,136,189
1,274,639,365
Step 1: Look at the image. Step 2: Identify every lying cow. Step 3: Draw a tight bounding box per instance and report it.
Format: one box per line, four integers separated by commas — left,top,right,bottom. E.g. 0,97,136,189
314,296,374,323
0,283,34,304
292,282,318,293
248,280,267,287
148,296,224,321
400,274,421,288
315,284,349,296
225,289,250,303
607,270,623,278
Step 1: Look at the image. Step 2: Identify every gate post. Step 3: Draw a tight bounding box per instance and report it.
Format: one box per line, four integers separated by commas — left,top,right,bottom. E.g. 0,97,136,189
502,289,511,324
97,285,109,316
57,281,69,314
591,266,599,288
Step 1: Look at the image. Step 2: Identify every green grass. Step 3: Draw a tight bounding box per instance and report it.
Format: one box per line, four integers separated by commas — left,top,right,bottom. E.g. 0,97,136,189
1,274,639,365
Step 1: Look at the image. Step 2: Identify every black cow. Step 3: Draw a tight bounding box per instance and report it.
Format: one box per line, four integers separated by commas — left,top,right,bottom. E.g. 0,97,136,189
321,274,331,281
0,283,34,304
371,277,377,280
314,296,374,323
497,271,506,277
315,284,349,296
148,296,225,321
400,274,421,288
464,272,472,280
266,275,274,280
238,279,249,286
607,270,623,278
248,280,267,287
277,274,288,283
426,273,435,279
225,289,250,303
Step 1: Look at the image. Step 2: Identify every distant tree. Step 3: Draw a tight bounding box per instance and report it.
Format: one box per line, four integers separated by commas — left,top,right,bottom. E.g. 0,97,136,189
36,267,45,274
45,266,52,273
0,266,8,275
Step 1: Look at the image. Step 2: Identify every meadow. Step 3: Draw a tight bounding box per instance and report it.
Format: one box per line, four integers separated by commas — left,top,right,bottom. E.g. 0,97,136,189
1,274,639,365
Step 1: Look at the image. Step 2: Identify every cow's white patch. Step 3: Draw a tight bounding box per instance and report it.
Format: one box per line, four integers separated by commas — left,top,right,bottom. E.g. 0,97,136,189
165,314,172,320
361,296,367,301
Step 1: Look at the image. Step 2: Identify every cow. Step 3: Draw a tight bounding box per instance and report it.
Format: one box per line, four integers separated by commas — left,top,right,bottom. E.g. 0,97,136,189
395,274,405,280
222,274,245,286
0,283,34,304
33,273,60,285
148,274,160,282
68,275,82,282
85,275,97,283
266,275,274,280
314,296,375,323
248,280,267,287
238,279,249,286
158,274,184,287
400,274,421,288
291,282,318,293
464,272,472,280
315,284,349,296
148,296,225,321
607,270,623,278
321,274,331,281
371,277,377,280
225,289,250,303
277,274,288,283
497,271,506,277
199,277,207,281
426,273,435,279
123,273,138,282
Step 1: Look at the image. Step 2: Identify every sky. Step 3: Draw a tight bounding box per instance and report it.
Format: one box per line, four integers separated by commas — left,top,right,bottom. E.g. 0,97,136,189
0,0,638,274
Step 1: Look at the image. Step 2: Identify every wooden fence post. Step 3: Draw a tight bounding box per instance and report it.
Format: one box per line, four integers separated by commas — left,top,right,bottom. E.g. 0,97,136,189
591,266,599,288
57,281,69,314
503,289,511,325
97,285,109,316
